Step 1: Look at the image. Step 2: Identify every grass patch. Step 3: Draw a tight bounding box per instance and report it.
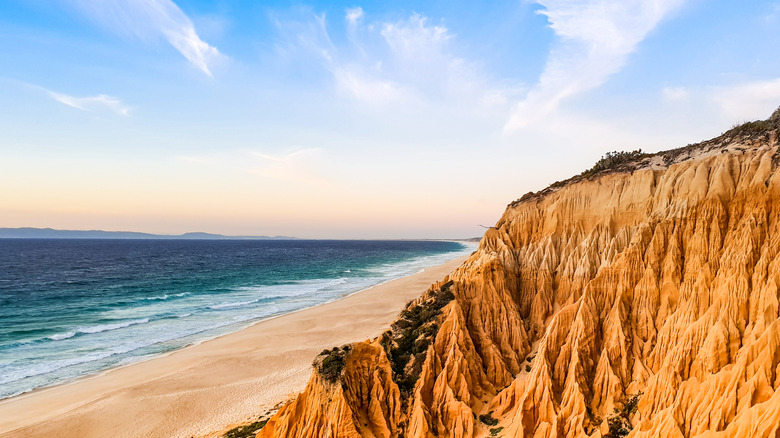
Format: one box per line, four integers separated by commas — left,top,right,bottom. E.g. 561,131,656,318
223,419,268,438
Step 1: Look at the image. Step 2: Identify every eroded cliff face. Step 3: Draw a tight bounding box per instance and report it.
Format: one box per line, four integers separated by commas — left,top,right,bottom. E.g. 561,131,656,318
260,118,780,437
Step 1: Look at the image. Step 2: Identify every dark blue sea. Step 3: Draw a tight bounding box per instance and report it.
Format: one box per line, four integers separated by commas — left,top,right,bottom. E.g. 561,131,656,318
0,239,471,400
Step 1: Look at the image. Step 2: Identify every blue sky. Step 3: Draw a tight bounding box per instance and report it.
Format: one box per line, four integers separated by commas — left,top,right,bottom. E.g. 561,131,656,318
1,0,780,238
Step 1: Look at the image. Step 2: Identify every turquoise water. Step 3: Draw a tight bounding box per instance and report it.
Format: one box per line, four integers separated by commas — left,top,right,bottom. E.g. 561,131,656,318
0,239,472,400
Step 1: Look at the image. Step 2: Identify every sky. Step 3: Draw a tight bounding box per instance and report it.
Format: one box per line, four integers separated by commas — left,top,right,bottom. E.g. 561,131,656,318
1,0,780,239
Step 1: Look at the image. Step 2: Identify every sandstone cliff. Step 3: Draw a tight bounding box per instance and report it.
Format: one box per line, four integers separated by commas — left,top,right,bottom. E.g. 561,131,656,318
259,109,780,437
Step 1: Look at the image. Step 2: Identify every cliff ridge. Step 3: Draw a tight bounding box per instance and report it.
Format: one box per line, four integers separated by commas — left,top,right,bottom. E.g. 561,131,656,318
257,109,780,438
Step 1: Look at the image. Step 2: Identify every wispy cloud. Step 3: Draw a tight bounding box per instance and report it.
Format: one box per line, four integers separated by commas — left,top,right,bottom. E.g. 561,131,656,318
345,6,364,28
247,148,332,185
49,91,130,115
272,9,519,112
662,86,690,102
712,78,780,121
180,148,333,186
380,14,451,66
332,69,408,104
505,0,687,131
67,0,221,76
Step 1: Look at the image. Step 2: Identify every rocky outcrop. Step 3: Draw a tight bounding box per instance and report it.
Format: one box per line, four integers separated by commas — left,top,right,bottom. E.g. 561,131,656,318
259,113,780,437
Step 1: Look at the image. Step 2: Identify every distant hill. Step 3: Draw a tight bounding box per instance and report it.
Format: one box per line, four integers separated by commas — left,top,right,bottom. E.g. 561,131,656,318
0,228,297,240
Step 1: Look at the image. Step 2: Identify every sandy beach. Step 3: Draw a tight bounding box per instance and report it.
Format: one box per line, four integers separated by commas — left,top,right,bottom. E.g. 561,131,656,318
0,255,468,438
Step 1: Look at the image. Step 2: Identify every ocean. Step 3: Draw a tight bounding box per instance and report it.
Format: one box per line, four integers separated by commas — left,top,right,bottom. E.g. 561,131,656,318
0,239,472,400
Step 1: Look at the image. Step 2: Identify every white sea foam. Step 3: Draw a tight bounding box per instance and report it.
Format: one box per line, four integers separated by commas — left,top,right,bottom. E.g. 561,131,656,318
47,331,76,341
144,292,189,301
77,318,150,334
43,319,150,343
208,300,258,310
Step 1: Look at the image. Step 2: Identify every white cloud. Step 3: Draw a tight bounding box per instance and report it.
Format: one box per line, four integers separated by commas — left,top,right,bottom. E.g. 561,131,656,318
332,68,408,104
67,0,221,76
712,78,780,121
505,0,687,131
276,9,518,113
345,7,364,27
380,14,451,64
663,86,690,102
49,91,130,115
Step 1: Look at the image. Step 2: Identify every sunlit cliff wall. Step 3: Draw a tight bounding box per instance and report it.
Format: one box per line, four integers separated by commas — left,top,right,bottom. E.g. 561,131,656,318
260,112,780,438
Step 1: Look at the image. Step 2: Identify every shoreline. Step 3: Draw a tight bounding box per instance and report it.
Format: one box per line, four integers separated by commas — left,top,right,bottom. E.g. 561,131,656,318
0,254,469,438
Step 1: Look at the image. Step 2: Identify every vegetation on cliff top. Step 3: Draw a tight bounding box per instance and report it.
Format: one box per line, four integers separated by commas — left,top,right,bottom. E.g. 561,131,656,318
578,149,647,178
312,281,455,389
223,419,268,438
313,345,352,383
381,280,455,395
511,105,780,207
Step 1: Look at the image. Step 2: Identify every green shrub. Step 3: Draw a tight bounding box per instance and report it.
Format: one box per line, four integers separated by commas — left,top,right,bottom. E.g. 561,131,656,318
623,392,642,416
581,150,645,178
606,416,630,438
725,119,779,137
479,413,499,426
223,419,268,438
384,283,456,396
314,347,349,383
490,426,504,436
603,392,643,438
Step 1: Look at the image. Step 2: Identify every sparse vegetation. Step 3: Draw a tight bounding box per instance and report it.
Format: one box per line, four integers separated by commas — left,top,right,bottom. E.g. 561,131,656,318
479,412,499,426
604,392,643,438
771,105,780,122
512,105,780,208
724,106,780,138
525,365,531,372
223,419,268,438
490,426,504,436
511,149,649,205
313,345,352,383
381,281,456,395
724,119,779,138
623,392,641,416
606,415,631,438
580,150,646,178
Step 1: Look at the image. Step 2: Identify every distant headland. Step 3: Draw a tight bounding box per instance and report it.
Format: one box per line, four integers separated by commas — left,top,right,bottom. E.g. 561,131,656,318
0,227,298,240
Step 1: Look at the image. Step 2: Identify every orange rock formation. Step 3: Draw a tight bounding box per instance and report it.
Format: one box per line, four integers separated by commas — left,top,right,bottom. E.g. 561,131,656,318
259,112,780,437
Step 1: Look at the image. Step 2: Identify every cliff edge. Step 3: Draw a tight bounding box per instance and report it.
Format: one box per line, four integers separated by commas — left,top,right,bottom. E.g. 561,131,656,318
257,108,780,438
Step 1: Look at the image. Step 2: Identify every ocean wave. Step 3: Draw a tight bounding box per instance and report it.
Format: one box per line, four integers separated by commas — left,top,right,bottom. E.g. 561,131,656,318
1,323,208,387
0,350,116,386
77,318,150,334
0,242,475,399
47,331,76,341
7,318,152,349
144,292,189,301
208,300,258,310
